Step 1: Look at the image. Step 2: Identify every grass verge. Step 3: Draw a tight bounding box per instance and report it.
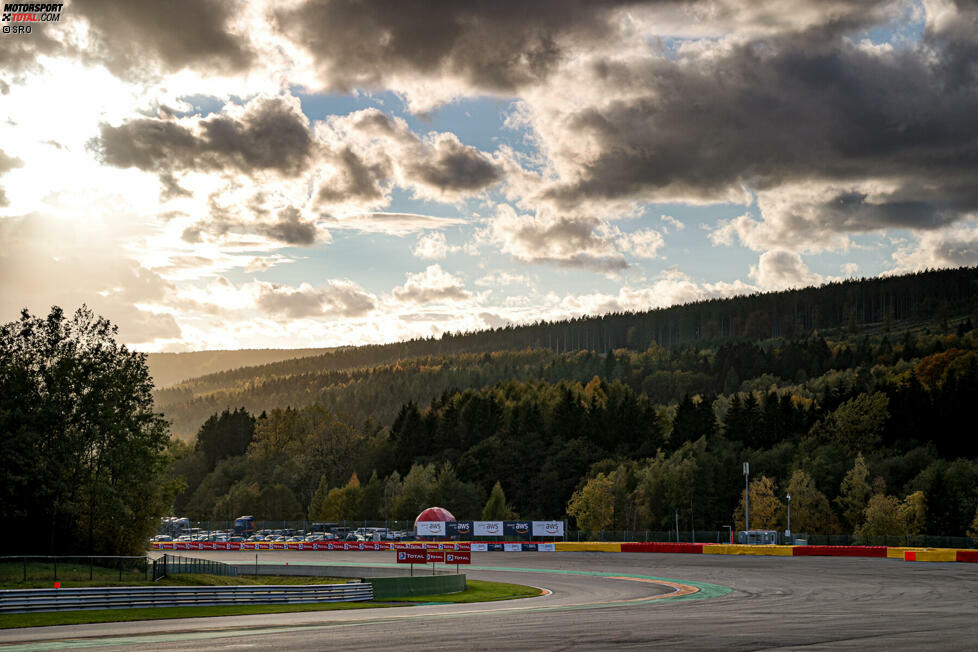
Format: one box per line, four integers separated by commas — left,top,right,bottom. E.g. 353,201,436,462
386,579,543,604
0,601,396,629
0,579,542,629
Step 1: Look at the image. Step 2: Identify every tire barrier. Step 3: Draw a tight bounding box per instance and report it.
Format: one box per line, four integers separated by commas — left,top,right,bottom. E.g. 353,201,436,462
621,543,704,554
792,545,886,558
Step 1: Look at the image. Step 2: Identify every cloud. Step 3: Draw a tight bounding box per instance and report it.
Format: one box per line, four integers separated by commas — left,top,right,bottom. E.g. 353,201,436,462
257,206,320,246
749,250,825,290
524,9,978,249
412,232,457,260
475,271,531,287
0,148,23,207
618,228,666,258
403,132,502,195
319,109,503,202
72,0,254,78
93,95,314,178
889,218,978,272
392,264,473,304
487,205,628,272
660,214,685,232
255,280,376,319
323,212,467,236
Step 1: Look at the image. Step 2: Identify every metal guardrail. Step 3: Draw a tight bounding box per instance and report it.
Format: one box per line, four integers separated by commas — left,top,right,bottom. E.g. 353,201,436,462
0,583,372,613
152,554,238,580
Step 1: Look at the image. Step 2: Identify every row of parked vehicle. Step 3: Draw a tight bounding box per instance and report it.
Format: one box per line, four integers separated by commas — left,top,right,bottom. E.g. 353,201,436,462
151,525,414,545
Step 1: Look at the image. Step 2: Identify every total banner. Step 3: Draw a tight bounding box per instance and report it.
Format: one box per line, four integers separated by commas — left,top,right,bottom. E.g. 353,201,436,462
532,520,565,537
416,521,446,537
445,521,474,538
427,550,446,563
396,549,429,564
504,521,532,537
474,521,504,537
445,551,471,564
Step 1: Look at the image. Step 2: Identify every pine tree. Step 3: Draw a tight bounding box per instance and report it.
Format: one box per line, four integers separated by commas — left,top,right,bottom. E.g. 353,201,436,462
482,481,515,520
308,475,329,520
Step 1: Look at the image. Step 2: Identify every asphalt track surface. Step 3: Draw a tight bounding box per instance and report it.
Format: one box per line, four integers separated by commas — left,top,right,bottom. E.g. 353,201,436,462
1,551,976,650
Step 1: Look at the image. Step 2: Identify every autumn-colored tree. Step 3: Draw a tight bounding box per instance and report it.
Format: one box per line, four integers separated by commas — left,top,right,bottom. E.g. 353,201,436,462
901,491,927,535
567,473,615,531
856,494,903,536
837,453,872,530
733,476,784,530
784,470,839,534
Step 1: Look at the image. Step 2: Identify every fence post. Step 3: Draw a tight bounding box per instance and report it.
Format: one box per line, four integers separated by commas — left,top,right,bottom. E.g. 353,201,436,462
23,556,26,582
54,557,57,581
90,557,93,581
119,557,122,582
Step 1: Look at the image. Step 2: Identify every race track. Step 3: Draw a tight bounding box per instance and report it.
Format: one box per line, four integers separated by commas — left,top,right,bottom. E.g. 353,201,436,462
1,551,976,650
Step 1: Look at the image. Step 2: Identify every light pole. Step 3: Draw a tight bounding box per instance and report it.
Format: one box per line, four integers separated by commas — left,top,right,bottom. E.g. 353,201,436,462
743,462,750,535
786,493,791,544
675,508,680,543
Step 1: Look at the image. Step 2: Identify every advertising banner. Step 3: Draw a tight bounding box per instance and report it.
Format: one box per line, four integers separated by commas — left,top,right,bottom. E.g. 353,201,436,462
445,551,471,564
445,521,474,538
503,543,522,552
487,543,504,551
396,549,429,564
521,543,538,551
504,521,532,537
416,521,447,537
427,550,446,563
227,542,240,551
538,543,556,552
470,543,488,552
242,542,255,550
532,521,565,537
474,521,504,537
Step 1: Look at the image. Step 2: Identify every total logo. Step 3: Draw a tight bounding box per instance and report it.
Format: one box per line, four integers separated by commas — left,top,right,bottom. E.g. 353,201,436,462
398,552,406,560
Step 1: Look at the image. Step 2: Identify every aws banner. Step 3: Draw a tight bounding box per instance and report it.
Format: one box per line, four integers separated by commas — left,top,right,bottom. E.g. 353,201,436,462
474,521,504,537
504,521,532,537
445,521,474,538
416,521,446,537
532,520,565,537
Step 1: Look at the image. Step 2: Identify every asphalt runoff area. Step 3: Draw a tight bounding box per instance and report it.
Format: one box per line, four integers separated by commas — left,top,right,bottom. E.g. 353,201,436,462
1,550,975,650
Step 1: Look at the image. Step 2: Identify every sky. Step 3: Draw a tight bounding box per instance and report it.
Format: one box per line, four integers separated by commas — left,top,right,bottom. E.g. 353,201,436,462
1,0,977,352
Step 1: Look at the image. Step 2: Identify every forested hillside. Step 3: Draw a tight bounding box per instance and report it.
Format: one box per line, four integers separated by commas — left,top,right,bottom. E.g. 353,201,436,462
163,268,978,539
156,267,978,438
146,348,333,388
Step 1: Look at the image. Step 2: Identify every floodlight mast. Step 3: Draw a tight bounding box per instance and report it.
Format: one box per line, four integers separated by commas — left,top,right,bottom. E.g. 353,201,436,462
743,462,750,534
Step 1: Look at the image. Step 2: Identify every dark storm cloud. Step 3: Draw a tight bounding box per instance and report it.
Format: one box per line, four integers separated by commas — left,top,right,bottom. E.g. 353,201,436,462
73,0,253,77
274,0,615,92
93,97,314,177
274,0,896,94
543,20,978,231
